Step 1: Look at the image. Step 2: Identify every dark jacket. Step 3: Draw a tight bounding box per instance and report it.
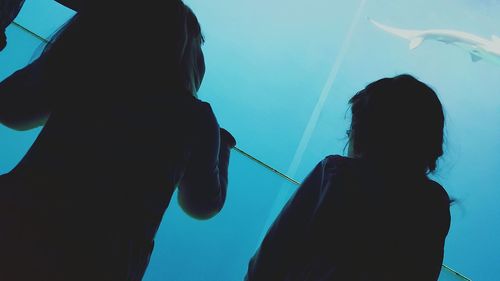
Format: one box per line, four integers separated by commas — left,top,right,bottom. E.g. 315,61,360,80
0,3,233,280
246,155,451,281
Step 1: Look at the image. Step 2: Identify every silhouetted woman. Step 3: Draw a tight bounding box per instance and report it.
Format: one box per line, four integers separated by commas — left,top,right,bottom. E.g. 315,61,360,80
246,75,451,281
0,1,235,280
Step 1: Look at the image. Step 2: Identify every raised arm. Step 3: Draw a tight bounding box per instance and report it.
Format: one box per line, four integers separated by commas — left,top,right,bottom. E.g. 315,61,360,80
177,102,236,220
0,0,25,50
0,0,84,51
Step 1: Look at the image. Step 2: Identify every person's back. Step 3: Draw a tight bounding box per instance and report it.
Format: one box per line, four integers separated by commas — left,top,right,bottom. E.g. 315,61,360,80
0,1,234,280
282,156,449,280
5,93,212,279
246,75,451,281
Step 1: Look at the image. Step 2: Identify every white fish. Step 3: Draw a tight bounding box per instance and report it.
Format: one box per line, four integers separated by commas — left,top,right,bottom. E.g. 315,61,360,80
370,18,500,66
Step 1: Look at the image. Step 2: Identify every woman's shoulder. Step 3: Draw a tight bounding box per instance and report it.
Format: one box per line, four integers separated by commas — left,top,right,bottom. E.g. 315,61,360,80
321,155,352,166
424,179,451,207
179,98,220,138
190,99,218,127
298,155,350,192
178,96,215,116
312,155,359,191
320,155,359,175
164,95,217,122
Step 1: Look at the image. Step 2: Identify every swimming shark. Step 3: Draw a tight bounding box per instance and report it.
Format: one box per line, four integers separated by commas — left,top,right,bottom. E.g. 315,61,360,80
369,18,500,66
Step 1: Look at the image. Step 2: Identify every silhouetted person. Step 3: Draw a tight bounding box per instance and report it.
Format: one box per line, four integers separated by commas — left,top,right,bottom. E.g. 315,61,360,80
246,75,451,281
0,1,235,280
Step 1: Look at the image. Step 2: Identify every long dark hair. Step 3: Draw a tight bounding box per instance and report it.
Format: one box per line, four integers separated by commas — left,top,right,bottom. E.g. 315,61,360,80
348,74,445,176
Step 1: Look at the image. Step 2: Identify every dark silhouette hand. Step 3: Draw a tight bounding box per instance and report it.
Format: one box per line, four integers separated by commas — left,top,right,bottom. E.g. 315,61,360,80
220,128,236,148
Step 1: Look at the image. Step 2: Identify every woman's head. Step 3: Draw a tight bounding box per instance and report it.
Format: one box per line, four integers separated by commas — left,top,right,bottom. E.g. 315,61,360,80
348,74,444,175
117,0,205,97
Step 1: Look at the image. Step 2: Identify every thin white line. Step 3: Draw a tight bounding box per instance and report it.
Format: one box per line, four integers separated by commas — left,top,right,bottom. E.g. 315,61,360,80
287,0,368,178
256,0,369,245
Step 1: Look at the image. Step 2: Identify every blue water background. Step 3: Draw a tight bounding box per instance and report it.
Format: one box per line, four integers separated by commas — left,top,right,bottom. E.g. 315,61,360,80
0,0,499,280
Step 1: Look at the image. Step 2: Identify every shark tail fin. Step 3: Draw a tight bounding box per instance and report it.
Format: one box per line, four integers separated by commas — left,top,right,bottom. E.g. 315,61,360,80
409,37,424,50
369,18,420,40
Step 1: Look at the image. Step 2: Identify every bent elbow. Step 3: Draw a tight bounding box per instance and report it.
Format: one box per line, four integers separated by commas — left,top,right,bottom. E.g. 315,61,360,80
185,204,223,220
0,118,44,131
177,189,225,220
0,113,48,131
